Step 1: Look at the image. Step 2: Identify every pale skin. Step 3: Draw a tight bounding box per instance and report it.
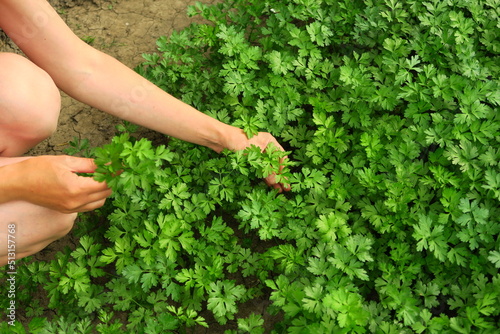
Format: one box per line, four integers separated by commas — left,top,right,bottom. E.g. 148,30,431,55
0,0,289,266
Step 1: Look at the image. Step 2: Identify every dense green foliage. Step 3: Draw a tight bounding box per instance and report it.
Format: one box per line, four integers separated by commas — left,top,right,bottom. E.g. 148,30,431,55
1,0,499,332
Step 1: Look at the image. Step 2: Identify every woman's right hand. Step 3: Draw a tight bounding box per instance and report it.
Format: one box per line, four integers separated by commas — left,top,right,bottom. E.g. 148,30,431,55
7,155,112,213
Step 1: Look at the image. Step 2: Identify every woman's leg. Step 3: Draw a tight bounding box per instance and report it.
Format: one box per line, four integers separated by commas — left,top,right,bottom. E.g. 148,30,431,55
0,53,76,265
0,198,77,266
0,52,61,157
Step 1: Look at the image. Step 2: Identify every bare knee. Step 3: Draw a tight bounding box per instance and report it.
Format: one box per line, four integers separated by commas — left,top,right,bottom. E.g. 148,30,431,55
0,209,77,265
10,212,77,262
0,53,61,150
51,212,78,240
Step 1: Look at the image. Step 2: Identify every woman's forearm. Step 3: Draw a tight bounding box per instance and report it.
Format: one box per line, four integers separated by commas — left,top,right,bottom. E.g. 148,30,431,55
56,50,247,152
0,157,30,205
0,164,18,205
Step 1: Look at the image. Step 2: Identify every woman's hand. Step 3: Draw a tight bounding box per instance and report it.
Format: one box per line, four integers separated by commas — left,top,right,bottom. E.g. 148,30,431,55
6,155,112,213
227,130,291,193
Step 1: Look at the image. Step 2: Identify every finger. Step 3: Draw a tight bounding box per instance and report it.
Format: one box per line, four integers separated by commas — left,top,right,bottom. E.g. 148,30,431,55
64,156,99,174
87,187,113,202
76,175,111,193
274,140,285,152
262,139,285,153
264,173,277,187
72,187,112,212
73,197,109,213
57,187,112,213
265,173,286,192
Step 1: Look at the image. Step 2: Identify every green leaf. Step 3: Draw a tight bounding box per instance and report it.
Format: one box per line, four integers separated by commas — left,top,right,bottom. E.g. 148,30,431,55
315,212,351,242
265,50,293,75
412,215,449,261
122,264,142,284
141,272,159,291
237,313,265,334
207,281,246,324
323,287,369,328
487,250,500,268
